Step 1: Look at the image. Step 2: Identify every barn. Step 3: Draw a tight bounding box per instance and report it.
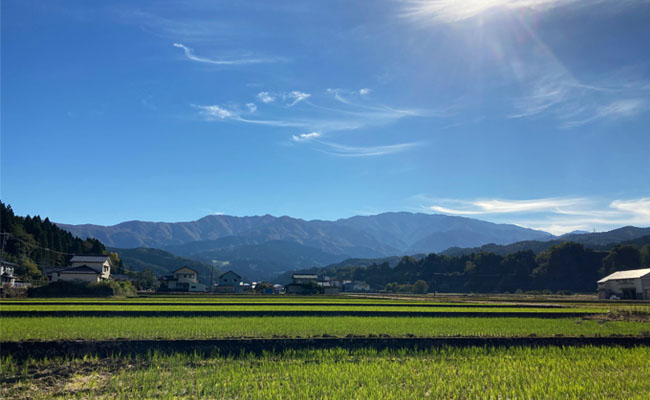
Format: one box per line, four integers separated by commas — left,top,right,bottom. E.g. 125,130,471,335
597,268,650,300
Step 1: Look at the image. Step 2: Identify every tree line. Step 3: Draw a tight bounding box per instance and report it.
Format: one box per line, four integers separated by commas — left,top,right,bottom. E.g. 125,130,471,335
316,241,650,293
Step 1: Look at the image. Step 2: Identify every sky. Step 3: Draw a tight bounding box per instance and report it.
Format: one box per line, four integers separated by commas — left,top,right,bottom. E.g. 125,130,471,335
1,0,650,235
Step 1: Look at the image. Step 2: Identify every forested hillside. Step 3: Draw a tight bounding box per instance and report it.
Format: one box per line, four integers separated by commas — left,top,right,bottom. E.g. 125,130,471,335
0,202,107,283
297,241,650,293
107,247,219,285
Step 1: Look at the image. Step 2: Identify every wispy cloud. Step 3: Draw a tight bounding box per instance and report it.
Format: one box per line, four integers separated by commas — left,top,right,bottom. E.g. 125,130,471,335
194,87,436,133
246,103,257,113
509,70,648,127
292,132,321,142
287,91,311,106
320,141,423,157
418,196,650,235
560,98,646,128
195,104,234,120
256,92,275,103
173,43,280,65
426,197,587,215
359,88,371,96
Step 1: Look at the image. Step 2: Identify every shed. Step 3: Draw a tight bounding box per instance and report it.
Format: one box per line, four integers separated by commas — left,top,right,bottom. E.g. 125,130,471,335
597,268,650,300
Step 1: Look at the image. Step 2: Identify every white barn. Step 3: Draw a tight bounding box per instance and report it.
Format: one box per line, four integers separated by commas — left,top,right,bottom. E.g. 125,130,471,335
598,268,650,300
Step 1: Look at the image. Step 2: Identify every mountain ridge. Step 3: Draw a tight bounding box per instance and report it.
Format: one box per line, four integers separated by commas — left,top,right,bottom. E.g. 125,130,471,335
58,212,553,280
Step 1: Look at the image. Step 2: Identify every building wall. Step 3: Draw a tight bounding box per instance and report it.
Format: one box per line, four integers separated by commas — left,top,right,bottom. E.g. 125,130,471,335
219,272,241,286
174,272,197,284
58,273,101,283
70,261,110,280
598,278,650,300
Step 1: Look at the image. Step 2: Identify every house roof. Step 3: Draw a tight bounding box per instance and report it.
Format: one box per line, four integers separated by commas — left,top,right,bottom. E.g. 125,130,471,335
43,266,68,275
173,266,198,274
70,255,110,263
219,270,241,279
598,268,650,283
292,274,318,279
59,265,101,275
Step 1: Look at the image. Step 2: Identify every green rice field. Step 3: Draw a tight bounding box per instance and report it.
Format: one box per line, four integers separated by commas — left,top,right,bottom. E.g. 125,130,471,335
2,294,649,399
2,316,649,341
2,346,649,399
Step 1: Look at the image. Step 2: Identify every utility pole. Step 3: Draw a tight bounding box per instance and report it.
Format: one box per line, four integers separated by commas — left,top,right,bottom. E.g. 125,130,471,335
210,261,215,293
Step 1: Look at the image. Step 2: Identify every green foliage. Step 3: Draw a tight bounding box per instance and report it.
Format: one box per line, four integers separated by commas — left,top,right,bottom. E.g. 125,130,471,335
300,243,614,293
642,244,650,267
413,280,429,294
26,280,137,298
601,244,641,275
1,202,106,283
134,269,156,291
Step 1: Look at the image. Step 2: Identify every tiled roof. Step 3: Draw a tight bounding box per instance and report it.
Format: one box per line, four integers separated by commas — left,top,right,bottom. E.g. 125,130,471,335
219,270,241,279
292,274,317,279
59,265,101,274
598,268,650,283
70,255,110,263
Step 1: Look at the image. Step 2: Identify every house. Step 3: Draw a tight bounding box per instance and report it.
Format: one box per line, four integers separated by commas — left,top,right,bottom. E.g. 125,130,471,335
1,260,17,287
286,273,319,294
598,268,650,300
215,270,244,293
47,254,113,283
68,255,112,280
159,267,207,292
342,281,370,292
43,266,68,282
59,265,105,283
292,274,318,284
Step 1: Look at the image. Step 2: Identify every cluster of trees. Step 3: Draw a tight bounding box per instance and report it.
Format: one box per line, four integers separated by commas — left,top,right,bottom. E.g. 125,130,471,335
316,241,650,293
1,202,108,283
1,202,157,289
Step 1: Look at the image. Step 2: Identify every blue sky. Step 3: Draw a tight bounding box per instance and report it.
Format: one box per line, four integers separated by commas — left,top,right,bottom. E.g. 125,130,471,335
2,0,650,234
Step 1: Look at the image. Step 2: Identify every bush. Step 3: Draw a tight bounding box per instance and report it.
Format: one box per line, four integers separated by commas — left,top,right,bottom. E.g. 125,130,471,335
413,280,429,294
28,280,137,297
556,290,573,296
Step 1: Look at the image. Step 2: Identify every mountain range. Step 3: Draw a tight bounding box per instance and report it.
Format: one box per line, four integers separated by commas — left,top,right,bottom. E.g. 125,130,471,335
58,212,553,280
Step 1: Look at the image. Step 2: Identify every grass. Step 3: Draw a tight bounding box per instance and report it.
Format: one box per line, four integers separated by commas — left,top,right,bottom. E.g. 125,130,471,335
0,304,606,313
2,346,649,399
3,316,649,341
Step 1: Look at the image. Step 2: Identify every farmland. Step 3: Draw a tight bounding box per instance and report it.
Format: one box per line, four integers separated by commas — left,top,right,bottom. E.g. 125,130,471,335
2,294,649,399
2,347,649,399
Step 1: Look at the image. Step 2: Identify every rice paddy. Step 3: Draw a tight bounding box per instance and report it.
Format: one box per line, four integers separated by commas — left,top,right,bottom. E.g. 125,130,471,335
2,294,649,399
2,346,649,399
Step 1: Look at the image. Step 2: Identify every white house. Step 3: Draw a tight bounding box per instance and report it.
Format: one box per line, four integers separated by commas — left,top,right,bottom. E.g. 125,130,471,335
216,270,243,293
598,268,650,300
159,267,207,292
69,255,112,280
1,260,17,287
49,254,112,283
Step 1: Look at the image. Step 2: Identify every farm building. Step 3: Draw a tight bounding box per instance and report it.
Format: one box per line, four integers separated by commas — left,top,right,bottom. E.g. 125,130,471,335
215,270,243,293
597,268,650,300
159,267,207,292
